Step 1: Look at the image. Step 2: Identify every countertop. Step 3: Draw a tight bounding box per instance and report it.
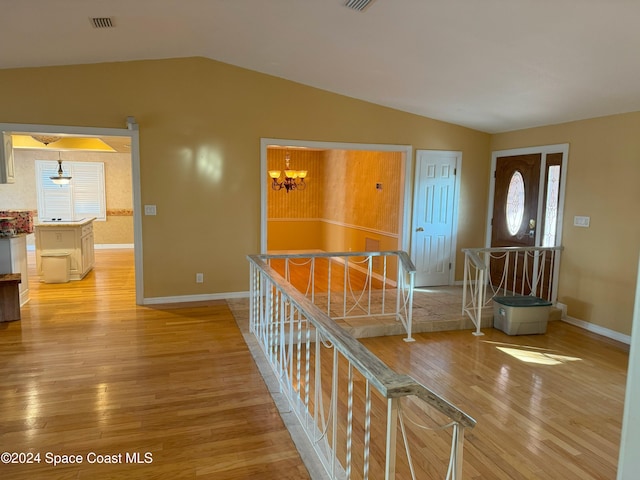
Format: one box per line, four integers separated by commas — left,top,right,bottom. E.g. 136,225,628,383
34,217,96,228
0,233,29,240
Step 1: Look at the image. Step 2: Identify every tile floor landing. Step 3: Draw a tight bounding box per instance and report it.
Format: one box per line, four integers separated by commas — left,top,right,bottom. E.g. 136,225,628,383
335,285,495,339
232,286,561,340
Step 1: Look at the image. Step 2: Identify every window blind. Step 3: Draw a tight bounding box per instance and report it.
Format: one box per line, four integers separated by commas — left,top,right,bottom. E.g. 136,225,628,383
35,160,106,221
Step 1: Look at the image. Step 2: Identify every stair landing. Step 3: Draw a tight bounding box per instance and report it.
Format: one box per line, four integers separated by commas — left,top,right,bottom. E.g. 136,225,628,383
336,286,562,339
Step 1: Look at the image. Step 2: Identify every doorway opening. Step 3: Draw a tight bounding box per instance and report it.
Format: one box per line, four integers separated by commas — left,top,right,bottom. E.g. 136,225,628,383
260,138,413,256
0,122,142,304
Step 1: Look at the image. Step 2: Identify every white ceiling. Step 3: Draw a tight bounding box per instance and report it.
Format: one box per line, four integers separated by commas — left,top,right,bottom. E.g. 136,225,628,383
3,0,640,133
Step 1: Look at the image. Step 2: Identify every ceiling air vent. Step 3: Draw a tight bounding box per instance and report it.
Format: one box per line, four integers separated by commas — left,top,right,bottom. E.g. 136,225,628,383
345,0,376,11
90,17,115,29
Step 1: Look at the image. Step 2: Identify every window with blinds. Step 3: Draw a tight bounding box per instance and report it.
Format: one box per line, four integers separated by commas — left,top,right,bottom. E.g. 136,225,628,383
35,160,106,221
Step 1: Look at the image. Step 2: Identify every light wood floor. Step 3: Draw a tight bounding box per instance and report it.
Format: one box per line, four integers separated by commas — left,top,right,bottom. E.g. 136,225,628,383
2,250,630,479
361,326,628,479
0,249,310,479
236,257,630,479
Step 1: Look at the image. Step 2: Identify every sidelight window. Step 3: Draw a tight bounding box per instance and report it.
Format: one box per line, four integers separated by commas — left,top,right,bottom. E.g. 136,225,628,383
542,165,561,247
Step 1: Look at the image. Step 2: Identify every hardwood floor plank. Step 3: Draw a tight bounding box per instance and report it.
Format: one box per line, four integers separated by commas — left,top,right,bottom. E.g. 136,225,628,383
359,322,628,479
0,250,310,480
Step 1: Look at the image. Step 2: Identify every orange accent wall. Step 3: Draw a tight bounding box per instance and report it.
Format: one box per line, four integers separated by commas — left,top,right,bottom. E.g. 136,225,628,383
267,149,323,219
267,148,403,254
322,150,402,235
267,220,323,252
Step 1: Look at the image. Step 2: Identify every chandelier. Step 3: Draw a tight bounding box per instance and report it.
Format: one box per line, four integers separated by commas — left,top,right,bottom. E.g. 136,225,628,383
268,152,307,193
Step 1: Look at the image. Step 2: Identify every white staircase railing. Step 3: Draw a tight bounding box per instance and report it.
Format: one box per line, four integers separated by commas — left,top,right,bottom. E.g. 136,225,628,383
462,245,563,335
248,253,476,480
261,250,416,341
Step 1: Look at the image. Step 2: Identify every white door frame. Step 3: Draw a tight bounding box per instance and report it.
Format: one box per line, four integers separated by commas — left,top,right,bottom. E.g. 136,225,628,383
260,138,413,254
486,143,569,248
410,150,461,286
0,121,143,305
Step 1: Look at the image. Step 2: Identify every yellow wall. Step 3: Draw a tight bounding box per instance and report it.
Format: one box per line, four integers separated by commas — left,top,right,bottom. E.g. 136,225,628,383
491,112,640,335
1,56,633,336
0,57,490,299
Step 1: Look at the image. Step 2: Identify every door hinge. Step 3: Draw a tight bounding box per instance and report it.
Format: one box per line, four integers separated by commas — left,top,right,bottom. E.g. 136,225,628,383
493,170,496,178
454,168,457,175
449,262,452,270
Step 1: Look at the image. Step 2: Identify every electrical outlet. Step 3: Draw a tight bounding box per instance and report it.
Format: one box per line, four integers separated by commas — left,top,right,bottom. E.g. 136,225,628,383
144,204,157,216
196,273,204,283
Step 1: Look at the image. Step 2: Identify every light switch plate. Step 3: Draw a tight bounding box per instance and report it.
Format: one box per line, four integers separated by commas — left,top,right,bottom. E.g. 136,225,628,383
144,205,157,216
574,215,590,227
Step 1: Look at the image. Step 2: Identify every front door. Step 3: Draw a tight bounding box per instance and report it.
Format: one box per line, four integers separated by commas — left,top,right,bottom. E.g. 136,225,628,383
411,150,460,287
490,154,541,293
489,150,565,298
491,153,541,248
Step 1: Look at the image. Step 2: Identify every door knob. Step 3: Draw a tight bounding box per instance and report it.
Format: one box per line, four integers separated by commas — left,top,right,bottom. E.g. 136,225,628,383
416,227,424,232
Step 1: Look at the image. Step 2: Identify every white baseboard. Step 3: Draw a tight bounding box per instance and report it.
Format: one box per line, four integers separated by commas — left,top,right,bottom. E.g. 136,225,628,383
142,290,249,305
27,243,134,251
562,316,631,345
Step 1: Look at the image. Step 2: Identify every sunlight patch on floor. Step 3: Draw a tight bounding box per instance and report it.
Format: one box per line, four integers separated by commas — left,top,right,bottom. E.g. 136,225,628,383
496,346,582,365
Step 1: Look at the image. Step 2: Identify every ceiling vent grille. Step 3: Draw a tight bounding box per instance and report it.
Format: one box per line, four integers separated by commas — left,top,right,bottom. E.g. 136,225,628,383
345,0,376,11
90,17,114,29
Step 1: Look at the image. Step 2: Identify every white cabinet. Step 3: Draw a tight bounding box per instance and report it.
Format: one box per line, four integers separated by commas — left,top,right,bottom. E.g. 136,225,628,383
0,133,15,184
80,223,95,274
0,235,29,305
35,218,95,281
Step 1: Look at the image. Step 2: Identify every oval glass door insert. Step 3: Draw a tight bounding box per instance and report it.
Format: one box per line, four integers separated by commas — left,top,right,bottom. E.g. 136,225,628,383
506,171,525,235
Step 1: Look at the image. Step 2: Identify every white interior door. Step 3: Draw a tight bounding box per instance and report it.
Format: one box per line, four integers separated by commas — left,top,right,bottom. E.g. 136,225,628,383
411,150,460,287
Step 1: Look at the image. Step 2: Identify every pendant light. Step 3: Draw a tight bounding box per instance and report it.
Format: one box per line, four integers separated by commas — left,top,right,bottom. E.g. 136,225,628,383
50,152,72,185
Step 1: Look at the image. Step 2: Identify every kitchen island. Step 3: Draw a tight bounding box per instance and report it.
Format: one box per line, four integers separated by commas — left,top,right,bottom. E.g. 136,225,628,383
34,217,95,281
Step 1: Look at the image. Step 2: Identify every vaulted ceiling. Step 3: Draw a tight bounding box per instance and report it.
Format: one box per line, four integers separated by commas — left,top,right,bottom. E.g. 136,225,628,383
3,0,639,133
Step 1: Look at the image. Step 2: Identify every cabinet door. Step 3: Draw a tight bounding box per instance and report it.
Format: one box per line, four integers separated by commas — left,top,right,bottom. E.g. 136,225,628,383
0,133,15,184
81,232,95,275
